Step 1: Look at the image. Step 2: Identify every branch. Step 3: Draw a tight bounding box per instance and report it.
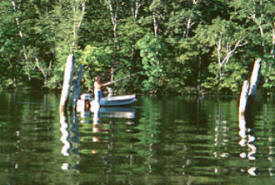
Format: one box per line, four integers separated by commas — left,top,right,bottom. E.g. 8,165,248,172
35,57,46,78
221,39,247,66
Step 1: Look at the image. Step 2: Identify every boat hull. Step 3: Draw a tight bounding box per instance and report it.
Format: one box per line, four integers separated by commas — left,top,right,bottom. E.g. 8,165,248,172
97,94,136,106
76,94,136,112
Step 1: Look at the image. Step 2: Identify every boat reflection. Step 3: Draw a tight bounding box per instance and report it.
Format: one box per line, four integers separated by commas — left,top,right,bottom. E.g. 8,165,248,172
59,106,136,170
92,108,100,154
81,106,136,154
91,107,135,119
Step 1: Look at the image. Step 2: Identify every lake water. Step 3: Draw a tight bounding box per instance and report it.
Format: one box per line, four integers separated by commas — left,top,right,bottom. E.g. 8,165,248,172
0,91,275,184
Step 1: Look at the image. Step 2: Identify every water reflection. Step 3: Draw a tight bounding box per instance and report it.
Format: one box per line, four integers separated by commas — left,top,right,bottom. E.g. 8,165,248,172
91,108,100,153
59,112,71,157
238,110,257,176
213,100,230,159
59,105,137,168
3,91,275,184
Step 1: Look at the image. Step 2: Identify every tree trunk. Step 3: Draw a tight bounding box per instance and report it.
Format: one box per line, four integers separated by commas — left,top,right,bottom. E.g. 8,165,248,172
72,0,87,51
216,39,222,82
59,54,75,113
248,58,261,96
11,0,31,80
131,0,141,20
35,57,48,86
271,23,275,58
185,18,192,38
251,0,265,53
106,0,120,81
184,0,198,38
216,38,246,83
239,80,249,115
239,58,262,114
71,64,84,109
153,11,158,37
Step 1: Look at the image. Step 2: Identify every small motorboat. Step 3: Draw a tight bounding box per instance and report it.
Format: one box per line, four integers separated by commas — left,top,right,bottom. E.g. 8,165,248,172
96,94,136,106
76,93,136,112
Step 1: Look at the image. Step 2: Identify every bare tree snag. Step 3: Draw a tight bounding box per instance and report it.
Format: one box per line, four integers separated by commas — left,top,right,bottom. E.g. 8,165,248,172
239,80,249,115
239,58,262,114
59,54,75,113
248,58,262,96
71,64,84,109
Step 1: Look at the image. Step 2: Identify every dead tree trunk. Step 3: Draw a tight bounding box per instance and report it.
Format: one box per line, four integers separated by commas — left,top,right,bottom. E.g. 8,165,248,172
239,58,261,115
248,58,262,96
59,54,75,113
71,64,83,109
239,80,249,115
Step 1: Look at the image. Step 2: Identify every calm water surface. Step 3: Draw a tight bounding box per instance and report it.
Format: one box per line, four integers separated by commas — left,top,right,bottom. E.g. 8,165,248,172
0,91,275,184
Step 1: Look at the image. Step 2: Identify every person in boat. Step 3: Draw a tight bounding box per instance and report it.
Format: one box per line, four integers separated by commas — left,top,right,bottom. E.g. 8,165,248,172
94,76,111,103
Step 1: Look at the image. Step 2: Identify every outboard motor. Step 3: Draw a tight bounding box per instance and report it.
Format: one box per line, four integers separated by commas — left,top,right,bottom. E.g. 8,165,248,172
107,87,113,97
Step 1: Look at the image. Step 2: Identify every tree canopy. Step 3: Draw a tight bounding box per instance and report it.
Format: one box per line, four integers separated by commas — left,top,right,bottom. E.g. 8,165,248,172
0,0,274,95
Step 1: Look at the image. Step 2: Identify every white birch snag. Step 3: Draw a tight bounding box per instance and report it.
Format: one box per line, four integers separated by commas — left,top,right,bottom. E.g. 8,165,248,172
239,58,262,114
59,54,75,112
248,58,262,96
71,64,83,109
239,80,249,115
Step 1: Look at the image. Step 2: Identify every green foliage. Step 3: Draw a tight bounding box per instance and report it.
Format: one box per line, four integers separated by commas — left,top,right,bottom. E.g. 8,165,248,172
0,0,274,95
79,45,113,90
219,61,248,93
262,54,275,94
136,33,167,93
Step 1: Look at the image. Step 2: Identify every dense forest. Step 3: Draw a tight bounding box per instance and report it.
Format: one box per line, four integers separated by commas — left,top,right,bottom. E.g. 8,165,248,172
0,0,274,95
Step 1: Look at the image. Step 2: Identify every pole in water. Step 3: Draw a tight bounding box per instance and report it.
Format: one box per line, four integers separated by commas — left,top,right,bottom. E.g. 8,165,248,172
59,54,75,113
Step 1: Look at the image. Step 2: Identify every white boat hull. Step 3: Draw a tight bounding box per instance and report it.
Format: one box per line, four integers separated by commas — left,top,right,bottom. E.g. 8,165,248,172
76,94,136,112
96,94,136,106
